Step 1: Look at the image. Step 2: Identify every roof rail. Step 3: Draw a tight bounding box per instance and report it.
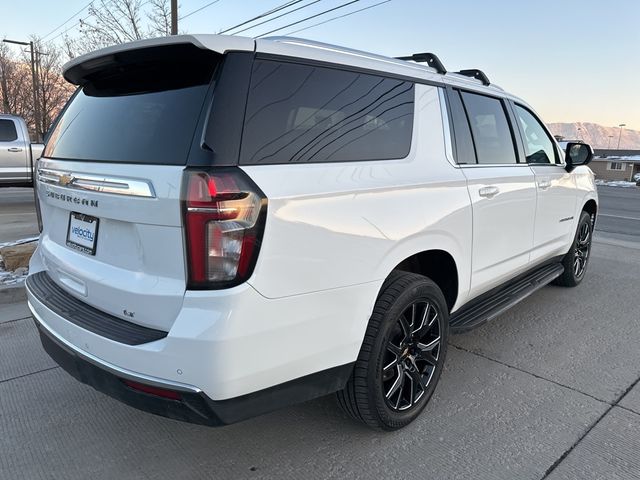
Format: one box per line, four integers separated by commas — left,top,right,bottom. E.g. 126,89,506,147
394,52,447,75
456,69,490,86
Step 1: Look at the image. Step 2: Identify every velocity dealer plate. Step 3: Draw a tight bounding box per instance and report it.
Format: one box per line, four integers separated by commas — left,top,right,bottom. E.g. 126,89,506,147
66,212,99,255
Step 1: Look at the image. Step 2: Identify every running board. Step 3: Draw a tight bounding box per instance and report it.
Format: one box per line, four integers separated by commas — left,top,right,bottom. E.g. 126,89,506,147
450,263,564,333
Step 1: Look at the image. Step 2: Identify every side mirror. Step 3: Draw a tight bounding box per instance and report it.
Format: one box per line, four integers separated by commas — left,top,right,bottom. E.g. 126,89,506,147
565,142,593,172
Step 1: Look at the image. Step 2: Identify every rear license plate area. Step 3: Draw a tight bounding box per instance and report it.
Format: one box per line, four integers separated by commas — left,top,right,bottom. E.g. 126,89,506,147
66,212,99,255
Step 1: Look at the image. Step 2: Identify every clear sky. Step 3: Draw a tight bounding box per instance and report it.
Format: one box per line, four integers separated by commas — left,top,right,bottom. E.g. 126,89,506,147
3,0,639,129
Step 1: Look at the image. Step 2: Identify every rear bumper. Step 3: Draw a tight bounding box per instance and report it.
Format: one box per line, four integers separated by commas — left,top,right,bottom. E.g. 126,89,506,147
26,268,375,401
34,311,353,426
36,318,224,425
26,269,372,424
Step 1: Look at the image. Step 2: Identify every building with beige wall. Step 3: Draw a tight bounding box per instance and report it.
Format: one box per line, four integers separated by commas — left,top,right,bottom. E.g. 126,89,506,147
589,157,639,181
589,150,640,182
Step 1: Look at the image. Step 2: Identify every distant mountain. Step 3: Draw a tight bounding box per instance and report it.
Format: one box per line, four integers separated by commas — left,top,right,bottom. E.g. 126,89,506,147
546,122,640,150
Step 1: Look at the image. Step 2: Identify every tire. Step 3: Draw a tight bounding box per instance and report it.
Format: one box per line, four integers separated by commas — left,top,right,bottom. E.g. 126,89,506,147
337,271,449,430
553,210,593,287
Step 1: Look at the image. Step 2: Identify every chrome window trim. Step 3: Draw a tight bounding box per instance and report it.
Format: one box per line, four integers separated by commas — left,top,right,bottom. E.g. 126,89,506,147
438,87,457,167
37,167,156,198
455,163,532,169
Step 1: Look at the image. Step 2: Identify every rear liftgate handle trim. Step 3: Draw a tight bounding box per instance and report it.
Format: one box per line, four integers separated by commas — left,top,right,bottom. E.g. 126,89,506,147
37,167,156,198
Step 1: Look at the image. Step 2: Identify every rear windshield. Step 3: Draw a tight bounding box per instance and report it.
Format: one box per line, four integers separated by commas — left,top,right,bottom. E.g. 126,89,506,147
44,47,218,165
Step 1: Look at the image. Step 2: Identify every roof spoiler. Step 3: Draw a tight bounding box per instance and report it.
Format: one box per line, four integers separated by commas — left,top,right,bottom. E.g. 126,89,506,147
63,34,254,85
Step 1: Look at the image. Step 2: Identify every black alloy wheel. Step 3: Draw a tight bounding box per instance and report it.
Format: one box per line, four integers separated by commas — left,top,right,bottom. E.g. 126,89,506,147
553,210,593,287
573,220,591,279
337,271,449,430
382,300,441,411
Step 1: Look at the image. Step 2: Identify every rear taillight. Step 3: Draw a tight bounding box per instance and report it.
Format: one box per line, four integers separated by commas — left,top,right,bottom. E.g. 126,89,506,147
182,169,266,289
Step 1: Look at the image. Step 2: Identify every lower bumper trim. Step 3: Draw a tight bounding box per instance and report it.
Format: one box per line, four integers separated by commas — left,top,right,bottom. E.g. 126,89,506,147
37,321,222,426
35,318,354,426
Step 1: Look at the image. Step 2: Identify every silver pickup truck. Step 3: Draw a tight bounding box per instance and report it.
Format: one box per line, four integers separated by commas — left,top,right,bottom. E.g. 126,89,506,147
0,114,44,185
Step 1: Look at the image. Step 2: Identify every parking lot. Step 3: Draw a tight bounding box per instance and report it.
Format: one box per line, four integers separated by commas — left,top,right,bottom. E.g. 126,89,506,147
1,186,640,479
0,188,39,244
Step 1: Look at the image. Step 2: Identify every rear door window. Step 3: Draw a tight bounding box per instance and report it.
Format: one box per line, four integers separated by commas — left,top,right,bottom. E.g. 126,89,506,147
240,60,414,165
460,92,518,165
0,119,18,142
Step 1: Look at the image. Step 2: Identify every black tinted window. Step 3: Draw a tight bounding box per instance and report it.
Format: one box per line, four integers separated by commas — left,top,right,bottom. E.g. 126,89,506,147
240,60,414,164
44,50,218,165
0,119,18,142
461,92,517,164
448,90,476,164
514,104,557,164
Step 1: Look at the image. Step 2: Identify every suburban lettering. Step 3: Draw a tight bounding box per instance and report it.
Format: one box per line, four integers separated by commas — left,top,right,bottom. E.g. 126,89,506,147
46,189,98,208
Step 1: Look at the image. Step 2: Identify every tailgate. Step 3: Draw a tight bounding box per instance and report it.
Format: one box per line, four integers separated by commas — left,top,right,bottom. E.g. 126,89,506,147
34,43,223,332
36,159,186,331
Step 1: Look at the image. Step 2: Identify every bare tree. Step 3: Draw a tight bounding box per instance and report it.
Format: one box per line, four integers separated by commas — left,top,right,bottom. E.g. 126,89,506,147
64,0,175,59
1,40,73,139
79,0,144,47
147,0,172,37
0,43,33,125
33,41,75,136
0,42,12,113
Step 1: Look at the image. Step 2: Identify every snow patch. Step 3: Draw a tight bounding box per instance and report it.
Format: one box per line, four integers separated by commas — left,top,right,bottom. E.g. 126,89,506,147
595,179,638,188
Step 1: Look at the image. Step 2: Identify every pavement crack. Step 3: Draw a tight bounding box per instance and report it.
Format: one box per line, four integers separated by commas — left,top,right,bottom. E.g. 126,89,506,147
540,403,615,479
539,361,640,479
0,366,60,385
616,404,640,417
449,343,611,405
0,316,32,326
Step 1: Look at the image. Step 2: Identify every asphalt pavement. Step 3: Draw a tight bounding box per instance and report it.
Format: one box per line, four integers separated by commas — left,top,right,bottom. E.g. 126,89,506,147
0,187,38,244
595,185,640,242
1,184,639,479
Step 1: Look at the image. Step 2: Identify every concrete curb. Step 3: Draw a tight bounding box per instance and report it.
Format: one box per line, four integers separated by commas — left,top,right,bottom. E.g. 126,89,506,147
0,283,26,305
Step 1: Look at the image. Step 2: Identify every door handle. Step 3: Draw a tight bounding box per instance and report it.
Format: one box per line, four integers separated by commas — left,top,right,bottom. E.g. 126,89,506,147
7,147,23,152
537,180,551,190
479,186,500,198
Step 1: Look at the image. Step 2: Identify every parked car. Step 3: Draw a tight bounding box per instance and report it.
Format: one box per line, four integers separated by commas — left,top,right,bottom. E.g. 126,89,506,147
26,35,598,430
0,114,44,186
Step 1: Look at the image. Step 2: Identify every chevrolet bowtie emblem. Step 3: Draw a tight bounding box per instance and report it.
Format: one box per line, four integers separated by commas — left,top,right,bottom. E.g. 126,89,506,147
59,174,75,186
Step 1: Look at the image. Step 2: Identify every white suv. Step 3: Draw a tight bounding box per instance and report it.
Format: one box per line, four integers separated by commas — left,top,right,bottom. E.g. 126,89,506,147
27,35,597,430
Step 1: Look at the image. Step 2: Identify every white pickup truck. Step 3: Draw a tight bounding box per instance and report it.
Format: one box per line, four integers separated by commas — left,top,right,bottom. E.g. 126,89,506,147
0,114,44,185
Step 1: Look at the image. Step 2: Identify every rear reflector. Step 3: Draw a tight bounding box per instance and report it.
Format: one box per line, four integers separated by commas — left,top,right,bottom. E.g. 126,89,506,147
122,379,182,400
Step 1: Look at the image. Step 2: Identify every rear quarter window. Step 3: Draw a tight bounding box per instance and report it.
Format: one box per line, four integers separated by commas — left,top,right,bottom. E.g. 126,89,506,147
240,60,414,165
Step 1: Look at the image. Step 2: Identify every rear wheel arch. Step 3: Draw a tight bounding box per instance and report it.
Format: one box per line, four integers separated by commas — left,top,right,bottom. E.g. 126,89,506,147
391,250,459,312
583,199,598,225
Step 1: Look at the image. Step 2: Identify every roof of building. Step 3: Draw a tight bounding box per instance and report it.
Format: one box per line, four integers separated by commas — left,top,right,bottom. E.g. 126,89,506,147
594,149,640,157
593,155,640,164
